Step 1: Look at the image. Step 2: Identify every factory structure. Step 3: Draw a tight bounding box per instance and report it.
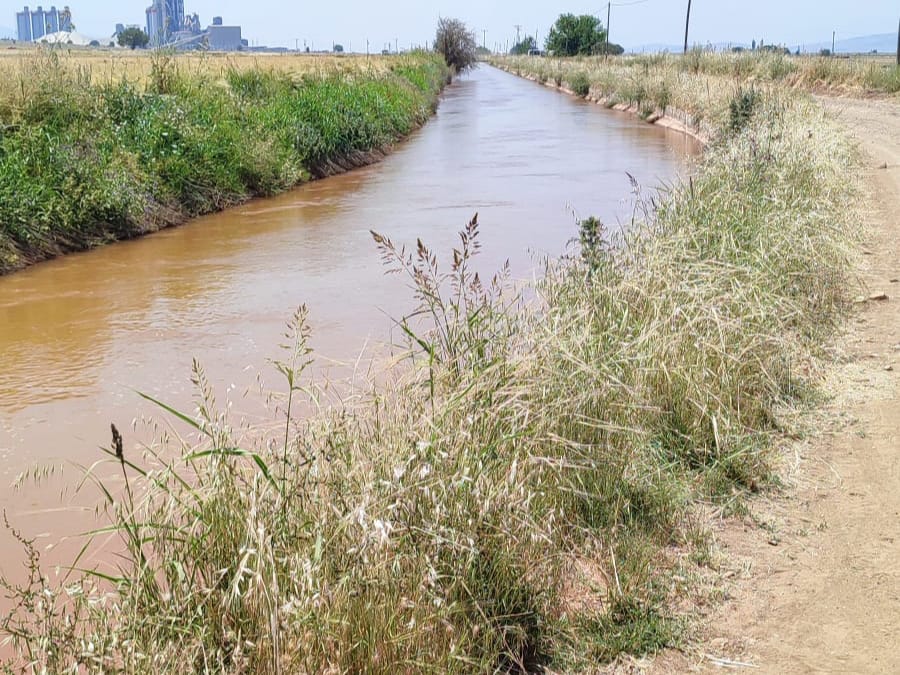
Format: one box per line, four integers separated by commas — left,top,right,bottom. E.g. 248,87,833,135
15,5,72,42
13,3,244,51
145,0,243,50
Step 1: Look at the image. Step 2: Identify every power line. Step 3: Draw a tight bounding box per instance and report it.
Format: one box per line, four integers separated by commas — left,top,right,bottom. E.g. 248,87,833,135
604,0,647,57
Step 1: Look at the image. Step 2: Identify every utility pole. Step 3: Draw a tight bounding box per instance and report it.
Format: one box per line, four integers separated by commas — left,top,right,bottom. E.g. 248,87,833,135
514,24,522,47
832,31,836,55
395,37,398,53
683,0,692,54
606,2,611,59
483,29,486,50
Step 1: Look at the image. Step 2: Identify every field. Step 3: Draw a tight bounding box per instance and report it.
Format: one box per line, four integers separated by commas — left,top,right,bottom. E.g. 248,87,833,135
0,51,863,671
0,47,449,274
0,45,398,85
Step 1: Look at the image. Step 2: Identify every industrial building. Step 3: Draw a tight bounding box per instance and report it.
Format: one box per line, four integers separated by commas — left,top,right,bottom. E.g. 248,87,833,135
145,0,186,46
143,0,238,50
16,5,72,42
13,2,243,51
208,22,242,51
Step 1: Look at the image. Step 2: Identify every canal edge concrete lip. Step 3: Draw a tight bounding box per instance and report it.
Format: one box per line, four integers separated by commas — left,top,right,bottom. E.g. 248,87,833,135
489,63,709,147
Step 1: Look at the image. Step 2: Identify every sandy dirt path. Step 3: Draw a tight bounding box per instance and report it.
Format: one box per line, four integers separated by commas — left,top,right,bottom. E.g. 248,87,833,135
646,97,900,674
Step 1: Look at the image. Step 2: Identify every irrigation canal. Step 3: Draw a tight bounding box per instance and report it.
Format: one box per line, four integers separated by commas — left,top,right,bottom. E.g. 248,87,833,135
0,65,698,572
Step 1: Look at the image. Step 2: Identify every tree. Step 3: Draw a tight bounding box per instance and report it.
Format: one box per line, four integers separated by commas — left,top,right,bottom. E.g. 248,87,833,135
333,44,344,53
118,26,149,50
434,17,477,72
545,14,607,56
510,36,537,55
599,41,624,56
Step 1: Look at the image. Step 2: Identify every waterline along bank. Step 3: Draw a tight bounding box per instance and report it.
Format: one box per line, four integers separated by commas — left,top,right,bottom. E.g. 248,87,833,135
489,52,899,143
1,57,859,671
0,51,450,275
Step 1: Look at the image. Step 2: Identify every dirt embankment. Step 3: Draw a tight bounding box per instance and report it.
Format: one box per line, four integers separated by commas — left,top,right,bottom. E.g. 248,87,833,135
654,97,900,673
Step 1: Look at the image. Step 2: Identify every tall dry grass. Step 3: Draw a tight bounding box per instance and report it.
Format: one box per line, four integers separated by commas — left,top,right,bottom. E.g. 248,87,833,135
491,51,898,141
0,46,396,87
0,62,858,671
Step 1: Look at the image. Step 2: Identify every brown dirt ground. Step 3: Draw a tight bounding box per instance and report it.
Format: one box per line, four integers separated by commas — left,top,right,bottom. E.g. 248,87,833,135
642,97,900,673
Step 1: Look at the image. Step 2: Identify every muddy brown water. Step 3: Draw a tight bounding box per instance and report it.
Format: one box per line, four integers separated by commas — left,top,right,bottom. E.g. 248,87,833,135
0,66,698,582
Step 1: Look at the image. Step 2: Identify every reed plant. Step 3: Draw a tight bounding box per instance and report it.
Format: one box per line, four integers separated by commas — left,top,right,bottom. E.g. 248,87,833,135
0,62,858,671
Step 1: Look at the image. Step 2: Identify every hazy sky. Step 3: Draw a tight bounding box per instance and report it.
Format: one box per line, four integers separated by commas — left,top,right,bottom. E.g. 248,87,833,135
3,0,896,51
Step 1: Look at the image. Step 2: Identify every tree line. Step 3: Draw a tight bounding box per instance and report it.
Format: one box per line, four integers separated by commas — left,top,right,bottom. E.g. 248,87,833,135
435,13,623,72
513,14,623,56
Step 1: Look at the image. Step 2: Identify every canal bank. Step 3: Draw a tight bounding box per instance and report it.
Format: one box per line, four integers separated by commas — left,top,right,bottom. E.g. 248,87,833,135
0,64,694,592
489,61,710,145
0,52,450,275
0,55,863,670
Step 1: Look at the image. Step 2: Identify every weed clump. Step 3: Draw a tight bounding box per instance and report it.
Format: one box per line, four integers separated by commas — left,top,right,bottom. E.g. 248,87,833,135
568,71,591,97
729,87,760,133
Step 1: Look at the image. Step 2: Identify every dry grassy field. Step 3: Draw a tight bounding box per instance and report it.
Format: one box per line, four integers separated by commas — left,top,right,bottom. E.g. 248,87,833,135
0,44,394,89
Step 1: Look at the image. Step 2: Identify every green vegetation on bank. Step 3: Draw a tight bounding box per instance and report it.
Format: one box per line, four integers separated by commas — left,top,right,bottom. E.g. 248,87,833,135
0,50,449,274
1,58,857,671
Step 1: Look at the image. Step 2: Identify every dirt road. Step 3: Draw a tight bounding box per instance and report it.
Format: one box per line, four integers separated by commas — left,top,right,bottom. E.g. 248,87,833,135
649,97,900,673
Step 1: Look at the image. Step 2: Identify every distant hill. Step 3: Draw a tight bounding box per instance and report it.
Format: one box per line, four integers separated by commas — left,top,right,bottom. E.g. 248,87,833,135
805,33,896,54
628,34,896,55
627,41,753,54
627,43,680,54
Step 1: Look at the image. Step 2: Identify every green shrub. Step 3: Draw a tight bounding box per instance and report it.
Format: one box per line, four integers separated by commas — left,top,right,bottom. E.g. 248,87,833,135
568,71,591,96
0,53,450,272
728,87,760,133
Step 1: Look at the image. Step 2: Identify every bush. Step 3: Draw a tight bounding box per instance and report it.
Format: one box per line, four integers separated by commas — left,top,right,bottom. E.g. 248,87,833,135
729,87,760,133
568,71,591,96
118,26,149,50
434,17,477,73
